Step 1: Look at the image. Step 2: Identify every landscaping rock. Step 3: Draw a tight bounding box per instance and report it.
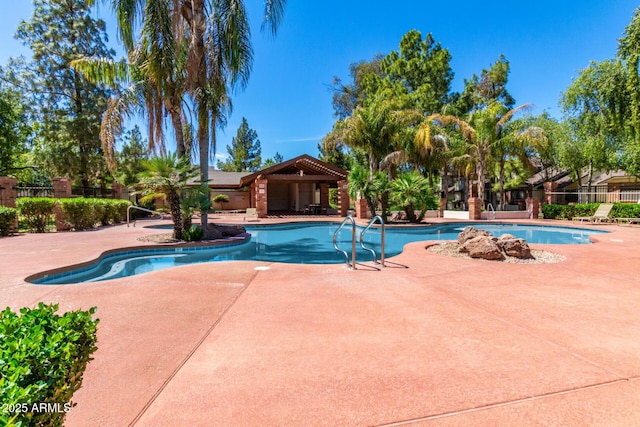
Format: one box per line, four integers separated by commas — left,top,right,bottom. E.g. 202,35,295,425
498,237,532,259
458,226,493,245
202,224,246,240
459,235,505,260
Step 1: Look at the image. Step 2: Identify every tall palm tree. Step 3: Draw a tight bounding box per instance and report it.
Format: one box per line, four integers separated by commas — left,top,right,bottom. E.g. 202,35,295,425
99,0,287,227
428,102,530,203
325,96,416,179
137,153,198,240
80,0,190,171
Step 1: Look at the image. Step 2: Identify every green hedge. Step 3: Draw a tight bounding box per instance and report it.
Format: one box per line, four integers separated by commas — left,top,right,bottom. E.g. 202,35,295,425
58,198,131,231
0,303,99,427
16,198,57,233
611,203,640,219
542,202,640,220
0,207,17,236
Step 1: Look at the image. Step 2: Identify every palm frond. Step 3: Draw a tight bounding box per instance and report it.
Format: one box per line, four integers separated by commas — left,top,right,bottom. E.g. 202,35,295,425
261,0,286,36
496,103,532,129
71,57,131,88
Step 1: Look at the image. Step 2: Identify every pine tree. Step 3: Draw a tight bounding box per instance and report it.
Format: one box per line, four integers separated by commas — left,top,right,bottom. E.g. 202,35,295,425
116,125,147,187
11,0,114,190
217,117,262,172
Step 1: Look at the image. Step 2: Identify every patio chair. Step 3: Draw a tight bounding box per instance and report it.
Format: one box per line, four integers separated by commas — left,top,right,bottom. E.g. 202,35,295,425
244,208,259,222
572,203,615,223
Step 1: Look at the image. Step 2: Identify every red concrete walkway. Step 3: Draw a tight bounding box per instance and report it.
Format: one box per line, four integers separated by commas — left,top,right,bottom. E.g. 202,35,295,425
1,217,640,426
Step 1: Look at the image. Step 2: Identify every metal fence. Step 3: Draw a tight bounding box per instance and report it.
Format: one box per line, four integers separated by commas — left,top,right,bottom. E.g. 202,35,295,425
71,187,114,198
548,188,640,204
15,185,54,198
16,185,115,199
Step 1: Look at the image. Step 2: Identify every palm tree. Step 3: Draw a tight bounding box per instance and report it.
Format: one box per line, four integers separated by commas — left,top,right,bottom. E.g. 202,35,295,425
325,96,417,178
390,170,437,223
137,153,198,240
77,1,190,171
428,101,530,204
99,0,287,227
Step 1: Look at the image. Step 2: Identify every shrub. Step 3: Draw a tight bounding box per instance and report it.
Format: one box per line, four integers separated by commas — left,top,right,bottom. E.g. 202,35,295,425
0,303,99,427
58,198,98,230
542,203,629,220
0,207,17,236
611,203,640,219
111,200,131,223
183,225,204,241
16,198,57,233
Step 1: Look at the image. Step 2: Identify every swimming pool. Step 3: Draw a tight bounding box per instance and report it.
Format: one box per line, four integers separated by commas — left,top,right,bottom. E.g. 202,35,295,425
30,222,605,284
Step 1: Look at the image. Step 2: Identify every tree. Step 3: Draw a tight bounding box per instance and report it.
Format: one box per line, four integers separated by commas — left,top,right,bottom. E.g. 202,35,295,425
213,194,230,210
561,60,626,200
390,170,437,223
0,84,31,175
72,18,189,169
455,55,515,114
331,54,385,120
380,30,454,114
216,117,262,171
116,125,147,187
347,165,389,218
12,0,114,190
429,102,530,203
105,0,287,227
324,95,415,179
262,152,284,169
136,153,198,240
618,7,640,175
618,6,640,143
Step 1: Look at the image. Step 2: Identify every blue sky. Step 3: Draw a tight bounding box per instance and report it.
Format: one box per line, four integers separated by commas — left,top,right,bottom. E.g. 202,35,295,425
1,1,638,165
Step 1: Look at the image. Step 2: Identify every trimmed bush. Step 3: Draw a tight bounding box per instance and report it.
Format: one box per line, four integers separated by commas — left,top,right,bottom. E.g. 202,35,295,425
0,206,17,236
0,303,99,427
56,198,132,231
611,203,640,219
58,198,98,230
16,198,57,233
111,200,131,223
541,202,639,220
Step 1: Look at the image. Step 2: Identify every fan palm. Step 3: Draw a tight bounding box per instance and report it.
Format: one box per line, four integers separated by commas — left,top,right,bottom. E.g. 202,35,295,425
390,170,436,223
137,153,198,240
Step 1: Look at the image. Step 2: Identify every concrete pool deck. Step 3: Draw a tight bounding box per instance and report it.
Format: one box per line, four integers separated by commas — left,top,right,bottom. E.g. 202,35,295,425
1,216,640,426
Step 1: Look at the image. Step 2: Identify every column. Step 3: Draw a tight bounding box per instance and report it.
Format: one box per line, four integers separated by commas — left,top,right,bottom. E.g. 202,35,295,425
526,197,540,219
111,182,124,199
337,180,349,216
52,177,72,198
255,178,268,218
543,181,558,205
468,197,482,220
0,176,18,231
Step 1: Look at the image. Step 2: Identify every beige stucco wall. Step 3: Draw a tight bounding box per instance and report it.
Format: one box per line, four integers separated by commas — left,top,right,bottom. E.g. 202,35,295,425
211,190,250,211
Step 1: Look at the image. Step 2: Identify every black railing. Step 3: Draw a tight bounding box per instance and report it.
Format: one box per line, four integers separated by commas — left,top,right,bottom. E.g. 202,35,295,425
15,186,54,198
71,187,114,198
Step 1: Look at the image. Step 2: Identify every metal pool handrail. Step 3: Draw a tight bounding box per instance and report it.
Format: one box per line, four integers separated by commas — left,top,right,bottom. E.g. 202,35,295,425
333,215,357,269
360,215,385,267
127,205,168,227
487,203,496,220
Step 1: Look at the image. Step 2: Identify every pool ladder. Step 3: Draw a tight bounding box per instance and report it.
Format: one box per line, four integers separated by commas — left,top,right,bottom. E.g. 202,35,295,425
333,215,385,269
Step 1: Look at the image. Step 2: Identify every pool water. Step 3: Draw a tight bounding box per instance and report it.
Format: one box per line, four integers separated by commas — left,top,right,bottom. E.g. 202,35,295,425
31,222,605,284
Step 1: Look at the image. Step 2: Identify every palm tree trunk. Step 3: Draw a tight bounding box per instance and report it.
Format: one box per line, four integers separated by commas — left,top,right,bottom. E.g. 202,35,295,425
499,158,506,210
168,191,184,240
477,150,486,203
